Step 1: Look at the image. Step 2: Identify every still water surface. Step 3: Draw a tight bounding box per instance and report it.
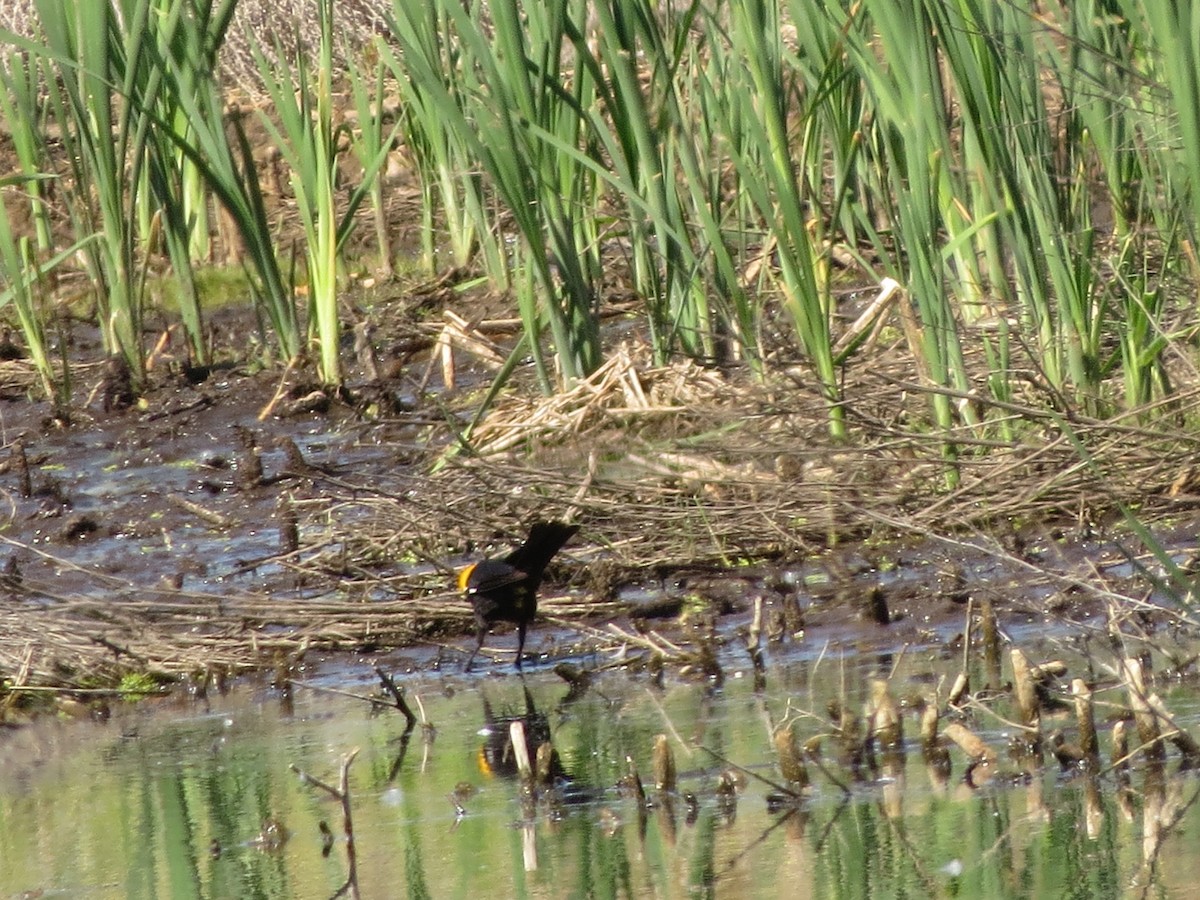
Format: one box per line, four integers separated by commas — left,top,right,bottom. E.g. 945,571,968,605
1,650,1199,899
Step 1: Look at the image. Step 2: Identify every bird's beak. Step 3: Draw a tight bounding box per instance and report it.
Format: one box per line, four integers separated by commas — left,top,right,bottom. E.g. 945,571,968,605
456,563,477,592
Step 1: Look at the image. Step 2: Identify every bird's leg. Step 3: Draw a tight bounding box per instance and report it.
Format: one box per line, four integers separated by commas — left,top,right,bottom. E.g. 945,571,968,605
465,626,485,673
514,622,527,670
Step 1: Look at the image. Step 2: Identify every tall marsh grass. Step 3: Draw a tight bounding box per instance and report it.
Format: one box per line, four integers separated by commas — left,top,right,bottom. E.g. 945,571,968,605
0,0,1197,448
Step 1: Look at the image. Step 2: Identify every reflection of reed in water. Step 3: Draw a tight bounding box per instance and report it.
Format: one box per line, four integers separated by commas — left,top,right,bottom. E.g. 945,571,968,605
476,686,557,780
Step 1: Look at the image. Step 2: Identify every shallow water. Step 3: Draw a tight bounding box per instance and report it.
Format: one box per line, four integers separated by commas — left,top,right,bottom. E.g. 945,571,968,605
3,643,1200,900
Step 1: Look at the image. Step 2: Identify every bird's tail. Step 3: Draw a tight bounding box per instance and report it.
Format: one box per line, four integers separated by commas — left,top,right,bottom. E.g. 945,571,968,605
504,521,580,576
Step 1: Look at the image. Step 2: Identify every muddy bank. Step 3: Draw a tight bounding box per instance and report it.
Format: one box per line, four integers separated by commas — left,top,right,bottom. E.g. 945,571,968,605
0,311,1197,710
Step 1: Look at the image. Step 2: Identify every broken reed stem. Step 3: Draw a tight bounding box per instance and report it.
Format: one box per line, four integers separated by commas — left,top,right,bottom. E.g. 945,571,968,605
942,722,997,765
535,743,557,785
747,595,766,690
919,699,940,752
919,698,952,782
1112,719,1129,774
1071,678,1100,773
773,722,810,791
1010,648,1041,745
279,496,300,553
653,733,677,793
626,755,648,807
1146,693,1200,769
866,679,903,750
947,670,969,707
832,701,866,779
979,598,1001,687
510,720,533,782
1122,656,1164,758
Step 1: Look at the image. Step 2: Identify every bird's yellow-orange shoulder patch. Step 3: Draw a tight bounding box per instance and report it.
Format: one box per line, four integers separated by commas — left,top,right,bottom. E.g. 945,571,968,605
456,563,477,592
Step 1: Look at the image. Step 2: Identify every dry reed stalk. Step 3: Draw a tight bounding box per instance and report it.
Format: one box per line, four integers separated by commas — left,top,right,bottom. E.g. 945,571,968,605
535,743,557,786
625,755,648,808
773,723,810,790
1071,678,1100,773
919,701,940,751
979,598,1001,686
865,679,903,750
833,278,901,354
1122,656,1163,758
746,595,766,690
653,734,677,793
919,700,952,787
946,671,969,707
1145,693,1200,768
835,704,865,779
510,720,533,782
1112,720,1135,822
942,722,997,765
1010,648,1041,743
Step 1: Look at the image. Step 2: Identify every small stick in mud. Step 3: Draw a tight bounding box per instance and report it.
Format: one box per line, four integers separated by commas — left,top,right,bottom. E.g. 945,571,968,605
233,426,264,491
535,743,557,785
946,670,970,708
1112,720,1135,821
622,755,648,807
258,353,303,421
167,493,237,529
949,598,971,706
10,440,30,498
696,629,724,687
279,496,299,554
622,754,652,841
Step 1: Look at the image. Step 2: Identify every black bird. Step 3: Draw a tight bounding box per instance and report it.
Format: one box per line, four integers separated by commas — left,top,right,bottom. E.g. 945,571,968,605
457,521,579,671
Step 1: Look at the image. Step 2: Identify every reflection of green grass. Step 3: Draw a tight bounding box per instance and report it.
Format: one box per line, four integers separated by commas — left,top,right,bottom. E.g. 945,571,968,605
0,652,1195,898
